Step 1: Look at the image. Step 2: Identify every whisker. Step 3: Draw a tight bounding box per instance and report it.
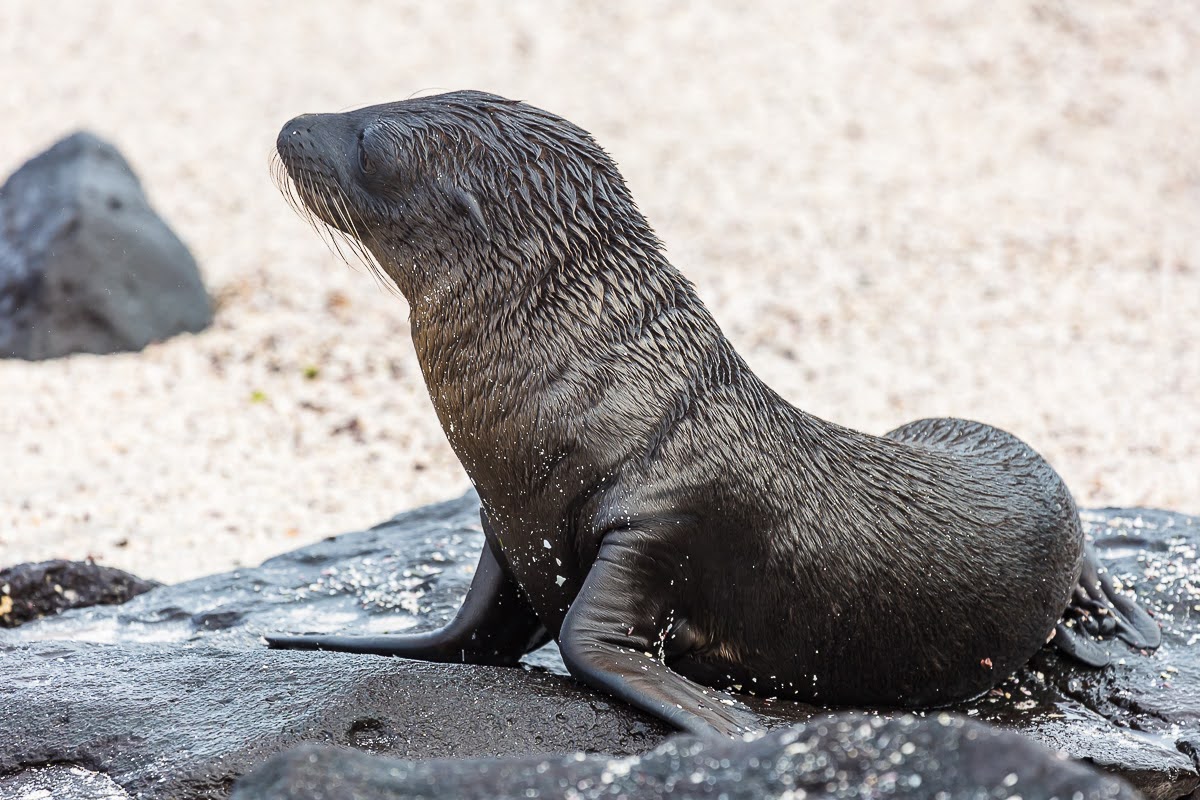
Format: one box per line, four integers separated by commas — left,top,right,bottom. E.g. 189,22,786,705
323,190,363,270
331,186,401,298
307,174,353,264
408,87,450,100
271,151,403,299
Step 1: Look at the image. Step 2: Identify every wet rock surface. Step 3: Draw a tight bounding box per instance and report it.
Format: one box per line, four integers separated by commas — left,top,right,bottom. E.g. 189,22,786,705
0,559,159,627
0,639,666,800
963,508,1200,799
1,494,1197,798
0,496,665,800
232,714,1138,800
0,131,211,360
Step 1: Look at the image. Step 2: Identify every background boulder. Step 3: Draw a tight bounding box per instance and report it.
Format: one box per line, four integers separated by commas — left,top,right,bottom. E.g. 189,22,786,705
0,131,211,359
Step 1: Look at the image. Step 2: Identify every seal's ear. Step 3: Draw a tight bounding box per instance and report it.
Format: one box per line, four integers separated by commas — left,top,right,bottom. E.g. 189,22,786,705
449,186,490,241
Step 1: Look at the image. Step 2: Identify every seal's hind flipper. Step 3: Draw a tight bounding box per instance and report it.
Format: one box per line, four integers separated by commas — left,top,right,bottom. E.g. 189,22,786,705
1075,545,1161,649
1052,545,1161,666
1051,621,1111,667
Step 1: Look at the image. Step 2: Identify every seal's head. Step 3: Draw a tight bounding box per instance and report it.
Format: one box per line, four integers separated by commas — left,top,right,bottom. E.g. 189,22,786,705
274,90,655,301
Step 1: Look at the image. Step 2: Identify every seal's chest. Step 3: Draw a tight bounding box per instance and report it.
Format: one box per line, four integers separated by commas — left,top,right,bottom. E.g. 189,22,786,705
487,525,585,630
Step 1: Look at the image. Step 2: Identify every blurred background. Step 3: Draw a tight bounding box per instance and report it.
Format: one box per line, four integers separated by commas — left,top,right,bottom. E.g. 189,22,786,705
1,1,1196,582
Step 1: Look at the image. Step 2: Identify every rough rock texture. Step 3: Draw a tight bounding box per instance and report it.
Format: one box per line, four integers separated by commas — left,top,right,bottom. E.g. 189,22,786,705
1,494,1197,799
0,131,211,359
0,766,127,800
0,640,666,800
232,714,1138,800
0,559,159,627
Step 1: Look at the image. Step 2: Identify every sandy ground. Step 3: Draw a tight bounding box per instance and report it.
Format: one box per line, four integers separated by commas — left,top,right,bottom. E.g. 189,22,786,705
0,1,1197,584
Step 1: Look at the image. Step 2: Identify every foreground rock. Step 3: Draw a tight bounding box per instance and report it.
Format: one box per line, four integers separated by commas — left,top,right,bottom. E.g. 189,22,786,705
1,494,1197,798
233,714,1138,800
0,639,666,800
0,131,211,359
0,559,158,627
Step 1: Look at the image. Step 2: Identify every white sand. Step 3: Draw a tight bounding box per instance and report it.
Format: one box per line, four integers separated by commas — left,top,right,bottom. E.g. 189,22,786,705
0,1,1196,584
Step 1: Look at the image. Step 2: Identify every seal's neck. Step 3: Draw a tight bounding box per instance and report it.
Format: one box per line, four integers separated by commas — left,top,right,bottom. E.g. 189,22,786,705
404,216,730,486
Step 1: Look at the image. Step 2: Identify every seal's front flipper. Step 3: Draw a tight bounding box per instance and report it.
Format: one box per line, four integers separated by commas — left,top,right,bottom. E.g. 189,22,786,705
558,530,763,739
266,512,549,666
1051,545,1161,666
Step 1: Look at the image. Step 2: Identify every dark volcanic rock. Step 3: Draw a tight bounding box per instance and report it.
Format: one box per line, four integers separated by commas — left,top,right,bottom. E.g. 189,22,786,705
1,494,1197,799
2,494,490,654
0,639,666,800
0,131,211,359
0,559,159,627
963,508,1200,799
0,496,665,800
0,766,127,800
233,714,1138,800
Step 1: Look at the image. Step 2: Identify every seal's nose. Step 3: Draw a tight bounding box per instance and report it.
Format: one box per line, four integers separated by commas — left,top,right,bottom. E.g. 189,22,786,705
276,113,359,171
277,114,321,153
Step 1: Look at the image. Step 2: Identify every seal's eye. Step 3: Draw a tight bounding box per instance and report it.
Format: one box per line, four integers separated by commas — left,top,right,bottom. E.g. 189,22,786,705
357,132,376,175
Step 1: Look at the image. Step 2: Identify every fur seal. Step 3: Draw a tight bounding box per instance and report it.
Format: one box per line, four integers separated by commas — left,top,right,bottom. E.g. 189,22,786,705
267,90,1160,737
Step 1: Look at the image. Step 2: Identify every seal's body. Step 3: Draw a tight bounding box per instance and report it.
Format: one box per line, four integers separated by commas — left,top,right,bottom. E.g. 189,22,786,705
269,91,1159,736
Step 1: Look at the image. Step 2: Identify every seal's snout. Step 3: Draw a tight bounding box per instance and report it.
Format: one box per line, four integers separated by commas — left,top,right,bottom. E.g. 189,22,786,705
276,114,320,156
274,112,366,238
276,113,357,166
277,115,321,151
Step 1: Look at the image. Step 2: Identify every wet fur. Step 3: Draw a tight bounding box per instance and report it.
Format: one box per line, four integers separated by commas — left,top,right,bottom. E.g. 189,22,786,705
273,91,1155,729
